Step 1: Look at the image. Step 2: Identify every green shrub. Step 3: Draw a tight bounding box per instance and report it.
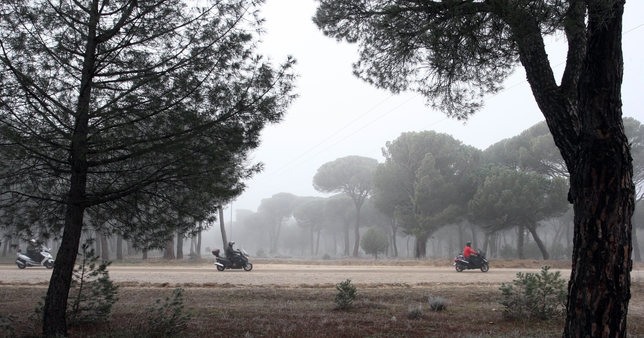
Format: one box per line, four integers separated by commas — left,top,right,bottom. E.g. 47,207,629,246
499,266,567,320
334,279,357,310
322,253,331,260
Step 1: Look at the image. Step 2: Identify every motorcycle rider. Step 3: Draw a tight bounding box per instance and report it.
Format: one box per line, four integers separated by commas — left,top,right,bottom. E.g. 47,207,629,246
26,239,43,261
463,241,479,266
225,241,240,266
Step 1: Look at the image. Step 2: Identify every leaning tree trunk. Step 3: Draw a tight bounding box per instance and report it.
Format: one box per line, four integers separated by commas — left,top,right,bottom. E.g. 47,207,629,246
563,2,633,336
526,224,549,260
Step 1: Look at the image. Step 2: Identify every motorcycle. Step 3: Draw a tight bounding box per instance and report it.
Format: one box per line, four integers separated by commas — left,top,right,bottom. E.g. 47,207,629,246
453,251,489,272
211,248,253,272
16,244,55,269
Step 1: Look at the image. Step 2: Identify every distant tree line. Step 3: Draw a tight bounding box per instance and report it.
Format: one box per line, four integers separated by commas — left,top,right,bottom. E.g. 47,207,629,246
231,118,643,261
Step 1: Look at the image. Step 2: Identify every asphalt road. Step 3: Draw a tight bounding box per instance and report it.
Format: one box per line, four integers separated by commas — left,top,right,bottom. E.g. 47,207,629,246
0,264,568,286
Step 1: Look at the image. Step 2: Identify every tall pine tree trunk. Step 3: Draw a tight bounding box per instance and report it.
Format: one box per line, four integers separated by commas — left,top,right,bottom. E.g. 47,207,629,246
563,2,633,335
219,205,228,250
116,235,123,260
164,237,175,260
176,231,183,259
42,9,95,332
197,231,202,258
100,232,109,262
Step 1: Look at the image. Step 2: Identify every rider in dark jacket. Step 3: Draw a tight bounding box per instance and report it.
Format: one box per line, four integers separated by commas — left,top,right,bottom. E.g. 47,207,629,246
225,241,239,265
27,239,42,261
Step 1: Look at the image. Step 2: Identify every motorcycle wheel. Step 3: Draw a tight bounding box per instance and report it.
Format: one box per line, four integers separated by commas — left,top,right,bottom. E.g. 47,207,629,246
216,264,225,271
455,265,464,272
480,264,489,273
45,261,54,269
16,260,26,269
243,262,253,271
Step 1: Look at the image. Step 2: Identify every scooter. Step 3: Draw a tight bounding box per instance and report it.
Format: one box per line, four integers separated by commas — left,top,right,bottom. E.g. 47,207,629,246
211,248,253,271
16,244,55,269
454,251,489,272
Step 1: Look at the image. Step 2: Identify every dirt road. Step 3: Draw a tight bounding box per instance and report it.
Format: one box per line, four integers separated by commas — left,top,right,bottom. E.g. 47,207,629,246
0,263,570,286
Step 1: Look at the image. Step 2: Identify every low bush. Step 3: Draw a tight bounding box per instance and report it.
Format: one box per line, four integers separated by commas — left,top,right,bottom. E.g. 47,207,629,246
428,296,448,312
406,305,423,319
499,265,567,320
334,279,357,310
142,288,190,337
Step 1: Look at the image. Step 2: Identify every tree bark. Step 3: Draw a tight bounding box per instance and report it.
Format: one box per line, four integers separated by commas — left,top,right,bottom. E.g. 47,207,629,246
563,2,633,336
414,233,428,258
163,237,175,260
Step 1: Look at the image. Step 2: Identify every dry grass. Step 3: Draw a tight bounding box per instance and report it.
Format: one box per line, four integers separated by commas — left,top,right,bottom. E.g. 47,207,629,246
1,261,643,338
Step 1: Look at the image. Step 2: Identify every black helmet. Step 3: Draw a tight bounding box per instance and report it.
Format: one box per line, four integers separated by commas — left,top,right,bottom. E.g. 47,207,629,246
466,241,471,246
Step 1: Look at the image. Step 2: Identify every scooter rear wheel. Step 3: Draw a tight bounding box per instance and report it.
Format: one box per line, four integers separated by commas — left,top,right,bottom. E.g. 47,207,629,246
216,264,225,271
16,262,26,269
455,265,464,272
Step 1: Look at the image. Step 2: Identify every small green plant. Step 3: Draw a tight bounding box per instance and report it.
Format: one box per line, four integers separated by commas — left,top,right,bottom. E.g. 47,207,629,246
67,240,120,325
499,265,567,320
428,296,448,312
334,279,357,310
322,253,331,260
406,305,423,319
143,288,190,336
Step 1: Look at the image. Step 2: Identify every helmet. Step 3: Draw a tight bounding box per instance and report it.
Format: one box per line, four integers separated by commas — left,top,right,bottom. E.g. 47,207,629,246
228,241,235,247
466,241,471,246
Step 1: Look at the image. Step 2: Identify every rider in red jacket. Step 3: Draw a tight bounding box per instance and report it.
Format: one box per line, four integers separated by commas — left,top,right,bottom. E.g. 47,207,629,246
463,241,477,258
